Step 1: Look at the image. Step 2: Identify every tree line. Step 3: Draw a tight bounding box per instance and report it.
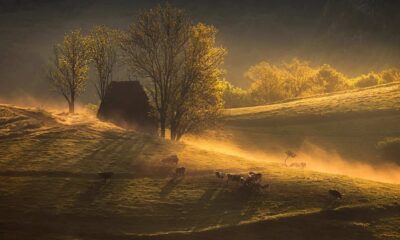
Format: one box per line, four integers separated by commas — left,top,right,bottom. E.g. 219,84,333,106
223,58,400,108
47,4,225,141
47,4,400,139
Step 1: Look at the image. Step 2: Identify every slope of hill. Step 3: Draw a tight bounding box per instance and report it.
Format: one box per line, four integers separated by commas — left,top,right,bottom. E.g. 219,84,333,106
225,83,400,119
0,104,400,240
222,84,400,169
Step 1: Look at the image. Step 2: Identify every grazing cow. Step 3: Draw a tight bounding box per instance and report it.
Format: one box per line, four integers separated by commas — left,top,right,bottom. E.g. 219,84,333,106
227,173,232,182
289,162,306,169
215,171,225,180
240,177,246,185
98,172,114,183
160,155,179,165
328,189,342,199
248,172,262,183
227,173,241,184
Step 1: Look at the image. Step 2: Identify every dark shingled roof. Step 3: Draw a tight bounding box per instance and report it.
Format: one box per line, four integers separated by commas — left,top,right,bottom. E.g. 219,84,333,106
97,81,157,134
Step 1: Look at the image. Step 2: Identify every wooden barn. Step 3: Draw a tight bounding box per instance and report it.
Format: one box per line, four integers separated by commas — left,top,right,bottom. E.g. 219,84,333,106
97,81,157,134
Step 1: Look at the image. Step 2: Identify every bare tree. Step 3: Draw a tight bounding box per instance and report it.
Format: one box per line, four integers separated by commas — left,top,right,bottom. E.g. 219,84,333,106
121,4,191,138
48,29,91,113
89,25,118,102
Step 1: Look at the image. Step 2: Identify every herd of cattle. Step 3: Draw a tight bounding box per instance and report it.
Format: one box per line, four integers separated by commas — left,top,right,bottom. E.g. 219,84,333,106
160,154,269,191
216,171,270,192
97,153,342,199
159,154,341,198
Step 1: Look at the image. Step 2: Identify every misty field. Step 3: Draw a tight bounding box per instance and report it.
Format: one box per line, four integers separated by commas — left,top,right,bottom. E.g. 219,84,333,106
1,84,400,240
223,83,400,168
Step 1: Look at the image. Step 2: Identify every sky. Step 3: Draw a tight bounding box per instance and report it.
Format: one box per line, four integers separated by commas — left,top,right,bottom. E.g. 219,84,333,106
0,0,399,104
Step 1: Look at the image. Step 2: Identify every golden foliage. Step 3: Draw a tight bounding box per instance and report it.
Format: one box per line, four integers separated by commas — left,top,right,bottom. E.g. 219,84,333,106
121,4,192,138
88,25,119,101
48,29,91,113
169,23,226,140
121,4,226,140
224,58,399,107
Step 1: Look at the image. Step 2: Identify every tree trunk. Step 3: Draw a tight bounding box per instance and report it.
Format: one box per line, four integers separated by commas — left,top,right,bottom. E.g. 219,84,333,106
160,114,166,138
68,102,74,114
176,132,183,141
170,123,177,141
68,96,75,114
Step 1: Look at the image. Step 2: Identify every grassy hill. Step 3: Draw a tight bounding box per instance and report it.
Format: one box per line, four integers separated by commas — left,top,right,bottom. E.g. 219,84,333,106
0,104,400,239
223,83,400,168
225,83,400,118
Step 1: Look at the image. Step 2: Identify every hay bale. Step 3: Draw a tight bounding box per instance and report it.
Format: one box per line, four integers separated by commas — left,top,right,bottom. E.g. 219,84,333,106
97,81,157,134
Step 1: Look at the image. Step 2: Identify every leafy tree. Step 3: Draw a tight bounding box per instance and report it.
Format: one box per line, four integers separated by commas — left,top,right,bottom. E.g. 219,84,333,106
281,58,316,97
121,4,191,138
88,25,119,102
380,68,400,83
243,59,352,106
245,61,286,104
245,59,319,105
233,58,398,108
169,23,226,140
221,80,248,108
48,29,91,113
352,72,382,88
314,64,348,93
121,5,226,140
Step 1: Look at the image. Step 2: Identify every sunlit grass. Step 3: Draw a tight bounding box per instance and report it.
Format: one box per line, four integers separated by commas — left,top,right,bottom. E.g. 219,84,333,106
0,104,400,239
225,83,400,117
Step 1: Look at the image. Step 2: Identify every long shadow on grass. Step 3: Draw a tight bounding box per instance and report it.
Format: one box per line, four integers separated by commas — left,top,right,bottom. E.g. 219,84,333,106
189,183,259,231
322,199,342,210
160,178,184,198
77,180,108,205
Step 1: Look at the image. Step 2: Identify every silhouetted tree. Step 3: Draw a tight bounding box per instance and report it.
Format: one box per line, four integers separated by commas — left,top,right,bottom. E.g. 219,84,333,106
121,4,191,138
121,4,225,140
48,29,91,113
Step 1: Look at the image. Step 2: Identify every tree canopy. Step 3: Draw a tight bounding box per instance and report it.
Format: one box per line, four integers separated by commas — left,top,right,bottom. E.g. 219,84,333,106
121,4,226,140
48,29,91,113
88,25,119,102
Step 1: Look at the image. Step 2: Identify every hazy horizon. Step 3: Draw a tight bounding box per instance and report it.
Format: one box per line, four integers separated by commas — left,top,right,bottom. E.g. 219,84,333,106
1,0,400,104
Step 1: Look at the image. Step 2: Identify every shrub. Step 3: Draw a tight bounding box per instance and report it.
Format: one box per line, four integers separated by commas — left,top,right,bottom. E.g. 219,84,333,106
353,73,382,88
380,68,400,83
377,137,400,163
314,64,348,93
222,81,251,108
